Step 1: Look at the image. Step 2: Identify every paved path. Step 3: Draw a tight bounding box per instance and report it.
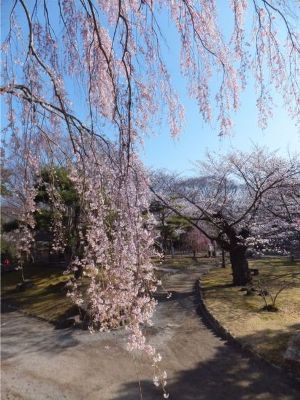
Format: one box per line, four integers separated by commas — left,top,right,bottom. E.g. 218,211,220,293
1,265,300,400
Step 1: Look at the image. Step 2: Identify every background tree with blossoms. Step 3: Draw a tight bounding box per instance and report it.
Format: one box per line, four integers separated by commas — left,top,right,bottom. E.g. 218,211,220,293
183,227,211,258
151,148,300,285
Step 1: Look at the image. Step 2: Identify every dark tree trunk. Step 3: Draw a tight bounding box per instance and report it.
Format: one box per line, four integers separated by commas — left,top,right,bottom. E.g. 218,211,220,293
229,245,251,286
171,242,175,258
221,249,226,268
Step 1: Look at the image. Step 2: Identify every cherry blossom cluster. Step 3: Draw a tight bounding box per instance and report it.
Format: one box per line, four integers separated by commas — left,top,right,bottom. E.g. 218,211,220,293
14,185,37,268
45,181,67,254
7,145,40,276
62,138,167,391
2,1,299,150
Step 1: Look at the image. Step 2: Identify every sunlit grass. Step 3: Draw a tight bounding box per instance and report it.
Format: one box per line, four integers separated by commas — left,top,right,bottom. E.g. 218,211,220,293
201,258,300,373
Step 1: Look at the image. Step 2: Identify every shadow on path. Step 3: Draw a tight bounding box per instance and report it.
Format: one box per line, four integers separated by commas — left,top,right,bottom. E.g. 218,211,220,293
1,310,80,360
112,344,300,400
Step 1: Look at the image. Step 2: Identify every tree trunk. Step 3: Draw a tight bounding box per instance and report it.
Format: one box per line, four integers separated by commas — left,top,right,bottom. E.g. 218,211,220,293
221,249,226,268
229,245,251,286
171,242,175,258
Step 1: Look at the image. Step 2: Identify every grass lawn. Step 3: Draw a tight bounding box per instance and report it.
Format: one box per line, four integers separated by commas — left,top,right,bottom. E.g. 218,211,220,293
1,263,74,322
201,257,300,375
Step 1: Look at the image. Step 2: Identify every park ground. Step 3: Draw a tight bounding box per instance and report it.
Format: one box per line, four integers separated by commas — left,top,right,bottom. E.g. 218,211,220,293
1,257,300,399
201,257,300,374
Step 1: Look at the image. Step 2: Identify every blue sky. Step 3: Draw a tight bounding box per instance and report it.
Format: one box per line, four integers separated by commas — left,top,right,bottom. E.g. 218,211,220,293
140,84,300,175
139,4,300,175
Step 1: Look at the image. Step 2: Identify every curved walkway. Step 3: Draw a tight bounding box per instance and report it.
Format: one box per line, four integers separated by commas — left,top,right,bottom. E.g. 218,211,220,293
2,265,300,399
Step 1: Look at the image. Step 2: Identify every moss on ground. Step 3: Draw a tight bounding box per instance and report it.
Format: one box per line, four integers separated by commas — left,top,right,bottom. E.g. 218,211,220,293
1,263,73,322
201,258,300,375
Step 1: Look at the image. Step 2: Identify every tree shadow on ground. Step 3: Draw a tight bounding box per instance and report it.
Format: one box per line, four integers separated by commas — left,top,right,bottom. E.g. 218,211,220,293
111,338,300,400
202,283,234,290
1,310,80,360
42,280,67,294
1,301,18,314
238,323,300,377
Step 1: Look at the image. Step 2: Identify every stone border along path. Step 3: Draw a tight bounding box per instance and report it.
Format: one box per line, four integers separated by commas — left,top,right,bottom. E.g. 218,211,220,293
196,279,300,384
1,264,300,400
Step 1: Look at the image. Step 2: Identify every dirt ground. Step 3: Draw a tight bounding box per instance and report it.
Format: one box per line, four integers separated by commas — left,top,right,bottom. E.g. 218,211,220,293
1,265,300,400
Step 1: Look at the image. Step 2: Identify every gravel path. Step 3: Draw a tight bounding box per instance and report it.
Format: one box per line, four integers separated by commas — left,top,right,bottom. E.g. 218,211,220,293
1,265,300,400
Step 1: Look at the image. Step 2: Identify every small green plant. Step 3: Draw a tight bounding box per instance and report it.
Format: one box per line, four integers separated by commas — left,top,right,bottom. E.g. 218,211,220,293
255,272,300,312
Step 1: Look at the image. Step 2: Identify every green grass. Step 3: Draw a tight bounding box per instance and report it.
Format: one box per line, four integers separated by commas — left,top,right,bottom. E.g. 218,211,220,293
201,258,300,374
1,263,73,322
